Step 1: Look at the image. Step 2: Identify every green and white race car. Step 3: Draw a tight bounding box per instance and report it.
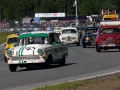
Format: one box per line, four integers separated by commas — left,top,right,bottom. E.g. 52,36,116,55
6,31,68,72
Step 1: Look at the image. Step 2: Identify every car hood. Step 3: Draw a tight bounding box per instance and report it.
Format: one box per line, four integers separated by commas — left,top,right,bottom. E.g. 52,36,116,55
89,33,97,36
12,44,52,56
100,33,120,38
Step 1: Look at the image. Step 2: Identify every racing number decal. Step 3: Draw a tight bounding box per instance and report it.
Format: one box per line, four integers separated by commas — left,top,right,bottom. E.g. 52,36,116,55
19,60,24,64
26,47,35,50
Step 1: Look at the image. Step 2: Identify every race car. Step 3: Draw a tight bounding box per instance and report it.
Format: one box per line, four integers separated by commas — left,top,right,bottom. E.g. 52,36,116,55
54,27,62,36
6,31,68,72
96,21,120,52
59,27,81,46
4,33,18,62
82,26,99,48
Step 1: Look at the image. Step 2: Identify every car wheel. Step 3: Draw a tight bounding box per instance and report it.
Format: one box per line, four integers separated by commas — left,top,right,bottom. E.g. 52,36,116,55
77,38,80,46
96,45,101,52
119,48,120,51
60,55,66,66
83,44,86,48
4,55,7,62
77,41,80,46
44,55,52,69
9,64,17,72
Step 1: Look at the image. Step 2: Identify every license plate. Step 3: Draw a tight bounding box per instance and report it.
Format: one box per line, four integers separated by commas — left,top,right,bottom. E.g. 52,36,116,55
108,44,115,46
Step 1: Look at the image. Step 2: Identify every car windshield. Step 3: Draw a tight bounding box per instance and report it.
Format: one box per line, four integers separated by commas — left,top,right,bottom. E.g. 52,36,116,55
85,29,97,33
62,29,76,33
18,36,49,45
100,28,120,34
7,37,18,44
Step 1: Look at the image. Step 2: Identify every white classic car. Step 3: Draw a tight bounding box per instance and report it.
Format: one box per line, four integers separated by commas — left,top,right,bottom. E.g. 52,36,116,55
59,27,81,46
6,31,68,72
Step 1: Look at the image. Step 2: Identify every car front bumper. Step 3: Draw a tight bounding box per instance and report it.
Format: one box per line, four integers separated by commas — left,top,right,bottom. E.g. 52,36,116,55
98,44,120,49
62,40,78,44
83,41,95,45
8,59,45,64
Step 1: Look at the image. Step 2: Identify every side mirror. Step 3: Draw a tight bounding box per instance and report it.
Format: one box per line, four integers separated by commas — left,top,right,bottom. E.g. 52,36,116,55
13,43,17,47
52,42,57,45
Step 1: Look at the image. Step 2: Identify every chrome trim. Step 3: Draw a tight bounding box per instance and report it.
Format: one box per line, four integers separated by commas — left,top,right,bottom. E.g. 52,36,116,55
11,55,40,60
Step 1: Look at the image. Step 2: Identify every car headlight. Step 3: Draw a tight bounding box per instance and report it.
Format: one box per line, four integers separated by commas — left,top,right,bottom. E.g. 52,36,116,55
37,49,44,56
86,37,89,41
7,50,13,57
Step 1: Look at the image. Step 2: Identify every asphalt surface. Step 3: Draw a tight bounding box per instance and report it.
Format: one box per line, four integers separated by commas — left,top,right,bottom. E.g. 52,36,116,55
0,44,120,90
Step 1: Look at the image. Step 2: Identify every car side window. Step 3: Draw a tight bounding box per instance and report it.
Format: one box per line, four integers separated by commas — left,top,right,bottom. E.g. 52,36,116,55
49,33,55,44
49,33,60,44
53,33,60,43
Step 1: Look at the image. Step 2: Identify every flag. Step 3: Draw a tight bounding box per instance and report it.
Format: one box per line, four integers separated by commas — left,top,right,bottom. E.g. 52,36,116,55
73,0,76,7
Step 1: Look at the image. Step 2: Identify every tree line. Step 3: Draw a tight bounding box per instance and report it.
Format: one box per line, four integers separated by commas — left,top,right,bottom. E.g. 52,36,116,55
0,0,120,21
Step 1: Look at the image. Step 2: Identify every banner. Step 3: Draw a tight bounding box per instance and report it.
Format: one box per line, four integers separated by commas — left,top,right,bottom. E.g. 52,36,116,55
35,13,65,17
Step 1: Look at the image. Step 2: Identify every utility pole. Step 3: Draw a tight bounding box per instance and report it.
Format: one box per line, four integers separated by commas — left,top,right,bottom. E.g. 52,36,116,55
75,0,79,27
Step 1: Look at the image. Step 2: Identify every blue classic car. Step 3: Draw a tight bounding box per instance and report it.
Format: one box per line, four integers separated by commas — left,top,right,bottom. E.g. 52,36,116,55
82,26,99,48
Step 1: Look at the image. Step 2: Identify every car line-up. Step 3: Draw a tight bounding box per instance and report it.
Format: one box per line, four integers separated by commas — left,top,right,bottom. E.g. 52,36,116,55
4,21,120,72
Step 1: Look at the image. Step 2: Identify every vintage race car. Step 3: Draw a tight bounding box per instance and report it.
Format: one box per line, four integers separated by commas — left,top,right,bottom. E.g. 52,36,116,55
82,26,99,48
6,31,68,72
96,25,120,52
54,27,62,36
59,27,81,46
4,33,18,62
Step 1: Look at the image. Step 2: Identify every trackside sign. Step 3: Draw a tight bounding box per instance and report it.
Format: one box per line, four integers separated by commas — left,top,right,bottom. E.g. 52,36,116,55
35,13,65,17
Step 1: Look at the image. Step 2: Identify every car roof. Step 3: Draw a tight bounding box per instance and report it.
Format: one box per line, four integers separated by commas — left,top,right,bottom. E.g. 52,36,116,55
61,27,77,30
20,31,55,35
7,34,18,38
86,26,99,29
100,25,120,29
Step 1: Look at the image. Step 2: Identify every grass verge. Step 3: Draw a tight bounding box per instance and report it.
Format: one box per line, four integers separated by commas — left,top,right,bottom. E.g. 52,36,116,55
0,32,13,44
31,73,120,90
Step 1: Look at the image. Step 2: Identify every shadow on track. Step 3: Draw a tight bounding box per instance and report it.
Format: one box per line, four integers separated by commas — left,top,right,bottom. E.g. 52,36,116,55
16,63,76,72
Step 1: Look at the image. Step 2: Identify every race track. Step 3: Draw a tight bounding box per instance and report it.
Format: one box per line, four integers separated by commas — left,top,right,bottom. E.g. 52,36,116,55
0,44,120,90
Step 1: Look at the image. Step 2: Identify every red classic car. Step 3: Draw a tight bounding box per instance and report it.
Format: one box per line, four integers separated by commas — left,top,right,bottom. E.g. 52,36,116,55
96,25,120,52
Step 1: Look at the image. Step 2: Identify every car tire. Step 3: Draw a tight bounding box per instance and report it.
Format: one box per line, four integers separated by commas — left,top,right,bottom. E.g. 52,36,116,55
44,55,52,69
60,55,66,66
9,64,17,72
77,41,80,46
77,38,80,46
119,48,120,51
83,44,86,48
4,55,7,62
96,45,101,52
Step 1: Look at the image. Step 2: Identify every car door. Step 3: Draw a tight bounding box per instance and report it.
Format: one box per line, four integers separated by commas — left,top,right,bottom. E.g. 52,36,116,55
49,33,62,60
53,33,63,59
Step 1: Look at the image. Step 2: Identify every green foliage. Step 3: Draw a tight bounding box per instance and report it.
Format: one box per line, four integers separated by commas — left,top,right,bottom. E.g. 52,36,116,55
0,32,13,44
0,0,120,21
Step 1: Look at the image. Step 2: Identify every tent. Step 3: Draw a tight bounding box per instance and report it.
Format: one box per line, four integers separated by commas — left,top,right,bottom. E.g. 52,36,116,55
33,17,41,21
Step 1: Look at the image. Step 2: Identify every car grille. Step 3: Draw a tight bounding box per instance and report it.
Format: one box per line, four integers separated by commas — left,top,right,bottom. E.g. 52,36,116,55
109,37,114,44
63,36,75,41
11,55,40,60
90,36,96,42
